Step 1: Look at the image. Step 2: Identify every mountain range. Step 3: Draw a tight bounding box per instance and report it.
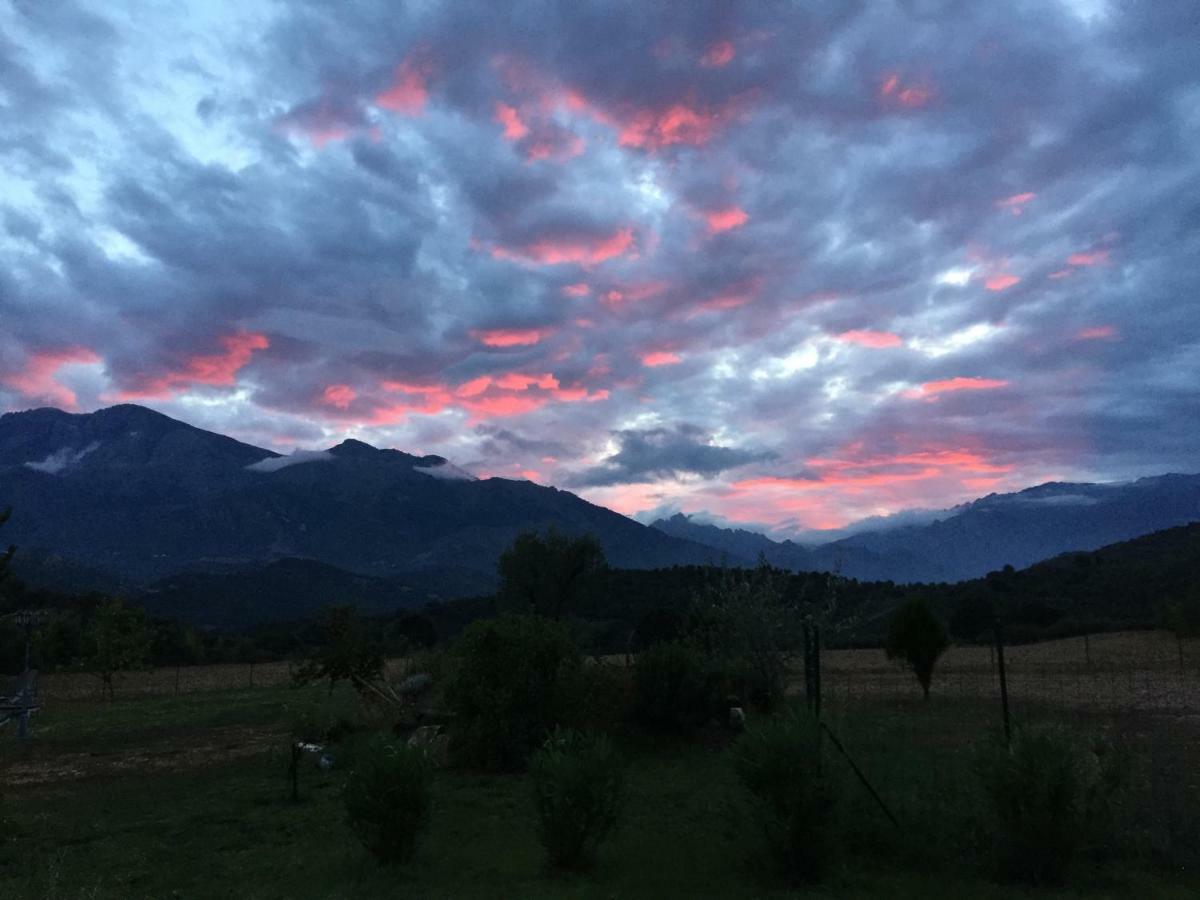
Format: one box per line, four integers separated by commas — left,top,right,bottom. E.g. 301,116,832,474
652,473,1200,583
1,404,1198,625
0,404,720,593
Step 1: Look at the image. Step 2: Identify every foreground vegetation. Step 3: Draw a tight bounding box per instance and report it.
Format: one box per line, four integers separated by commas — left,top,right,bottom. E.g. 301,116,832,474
1,677,1197,898
3,527,1198,897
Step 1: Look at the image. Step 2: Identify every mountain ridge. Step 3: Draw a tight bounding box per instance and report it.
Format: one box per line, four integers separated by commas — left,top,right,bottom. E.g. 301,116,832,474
652,472,1200,583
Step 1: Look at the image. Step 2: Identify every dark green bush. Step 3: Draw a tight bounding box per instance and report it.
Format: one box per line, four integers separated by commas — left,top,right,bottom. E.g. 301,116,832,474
632,640,722,732
344,736,434,865
445,615,583,769
530,728,625,869
686,569,796,712
974,724,1129,884
733,707,837,883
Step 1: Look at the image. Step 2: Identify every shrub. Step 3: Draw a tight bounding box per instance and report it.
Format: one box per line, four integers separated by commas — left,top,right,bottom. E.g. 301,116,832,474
445,615,583,769
733,707,837,883
530,728,625,869
632,640,722,732
974,724,1129,884
686,567,797,711
344,736,434,865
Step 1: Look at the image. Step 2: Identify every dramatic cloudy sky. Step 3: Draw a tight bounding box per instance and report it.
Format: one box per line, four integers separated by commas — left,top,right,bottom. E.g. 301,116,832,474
2,0,1198,537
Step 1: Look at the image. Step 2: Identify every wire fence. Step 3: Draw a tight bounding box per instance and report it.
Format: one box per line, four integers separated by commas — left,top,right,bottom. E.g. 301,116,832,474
820,630,1200,715
33,658,419,702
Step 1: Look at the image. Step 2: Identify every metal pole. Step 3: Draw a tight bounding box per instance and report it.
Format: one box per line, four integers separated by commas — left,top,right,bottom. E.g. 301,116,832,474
813,624,822,722
994,619,1011,745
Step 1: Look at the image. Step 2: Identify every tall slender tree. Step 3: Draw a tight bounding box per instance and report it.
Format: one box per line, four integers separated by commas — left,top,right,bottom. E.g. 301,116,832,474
886,598,950,700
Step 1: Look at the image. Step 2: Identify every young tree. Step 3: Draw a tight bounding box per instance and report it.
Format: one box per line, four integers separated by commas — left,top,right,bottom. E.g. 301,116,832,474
87,599,152,700
294,605,384,694
497,528,606,618
886,597,949,700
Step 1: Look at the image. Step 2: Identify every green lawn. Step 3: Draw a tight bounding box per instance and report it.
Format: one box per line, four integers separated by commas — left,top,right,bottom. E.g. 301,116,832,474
1,687,1196,899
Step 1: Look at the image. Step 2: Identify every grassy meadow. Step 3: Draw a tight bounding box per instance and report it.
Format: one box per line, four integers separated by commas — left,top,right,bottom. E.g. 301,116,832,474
2,633,1199,898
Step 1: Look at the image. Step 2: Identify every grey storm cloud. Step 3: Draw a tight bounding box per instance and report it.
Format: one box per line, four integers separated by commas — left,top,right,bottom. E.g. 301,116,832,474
1,0,1198,528
571,425,776,487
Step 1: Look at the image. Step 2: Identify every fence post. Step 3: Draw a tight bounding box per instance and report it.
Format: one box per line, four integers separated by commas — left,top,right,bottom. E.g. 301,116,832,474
993,618,1011,745
249,661,255,688
813,624,822,722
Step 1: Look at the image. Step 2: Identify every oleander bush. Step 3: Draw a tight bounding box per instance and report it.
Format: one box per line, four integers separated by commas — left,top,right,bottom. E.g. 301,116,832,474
733,707,838,883
344,736,434,865
530,728,625,869
974,723,1129,884
446,614,583,769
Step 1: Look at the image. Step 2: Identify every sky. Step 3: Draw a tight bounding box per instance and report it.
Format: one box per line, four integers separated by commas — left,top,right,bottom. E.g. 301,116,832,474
1,0,1198,539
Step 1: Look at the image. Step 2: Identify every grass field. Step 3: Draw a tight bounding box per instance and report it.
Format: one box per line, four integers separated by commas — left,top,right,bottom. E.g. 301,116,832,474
2,632,1198,898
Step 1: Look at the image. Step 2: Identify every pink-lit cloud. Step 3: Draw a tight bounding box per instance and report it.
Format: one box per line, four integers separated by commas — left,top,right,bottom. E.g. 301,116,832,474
641,351,681,367
472,327,555,347
878,71,935,108
376,57,431,114
1067,249,1110,267
602,280,669,306
907,376,1009,398
995,192,1036,215
118,333,269,400
1077,325,1118,341
322,384,356,408
1,347,102,410
488,227,635,267
835,330,903,348
704,206,749,234
985,274,1020,291
700,40,735,68
562,282,591,297
494,101,528,140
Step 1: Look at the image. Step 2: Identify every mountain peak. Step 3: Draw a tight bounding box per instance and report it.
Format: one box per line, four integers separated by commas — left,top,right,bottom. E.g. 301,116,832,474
329,438,379,457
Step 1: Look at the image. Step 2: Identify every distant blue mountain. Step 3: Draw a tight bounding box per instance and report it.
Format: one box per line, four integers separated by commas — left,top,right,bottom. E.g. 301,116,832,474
652,474,1200,583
